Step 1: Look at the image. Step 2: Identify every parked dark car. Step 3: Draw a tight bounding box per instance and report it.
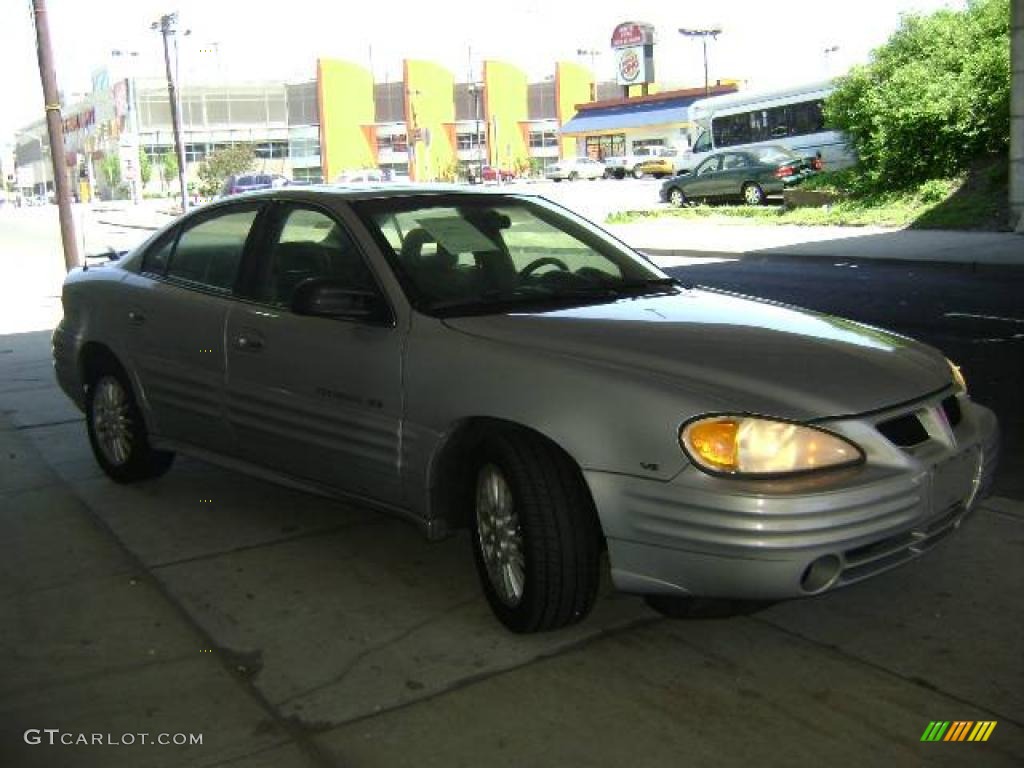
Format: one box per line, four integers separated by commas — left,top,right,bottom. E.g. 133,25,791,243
659,145,817,206
220,173,289,197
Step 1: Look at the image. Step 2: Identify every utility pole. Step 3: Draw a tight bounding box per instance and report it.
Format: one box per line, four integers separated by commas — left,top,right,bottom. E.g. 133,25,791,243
30,0,79,272
679,27,723,98
153,13,188,213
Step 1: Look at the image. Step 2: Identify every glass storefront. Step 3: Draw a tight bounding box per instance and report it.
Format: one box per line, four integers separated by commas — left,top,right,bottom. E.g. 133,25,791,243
584,134,625,161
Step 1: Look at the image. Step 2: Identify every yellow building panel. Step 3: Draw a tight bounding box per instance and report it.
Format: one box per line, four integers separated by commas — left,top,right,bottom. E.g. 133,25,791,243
555,62,593,160
404,60,457,181
483,61,529,173
317,59,376,181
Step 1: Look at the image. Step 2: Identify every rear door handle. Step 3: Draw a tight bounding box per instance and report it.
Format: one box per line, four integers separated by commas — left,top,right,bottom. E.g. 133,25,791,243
127,310,145,325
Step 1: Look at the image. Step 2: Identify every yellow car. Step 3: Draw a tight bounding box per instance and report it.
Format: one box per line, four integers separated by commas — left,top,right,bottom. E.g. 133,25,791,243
635,155,676,179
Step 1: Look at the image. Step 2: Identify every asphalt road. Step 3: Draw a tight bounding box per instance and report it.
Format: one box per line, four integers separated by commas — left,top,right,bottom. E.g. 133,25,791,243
664,257,1024,500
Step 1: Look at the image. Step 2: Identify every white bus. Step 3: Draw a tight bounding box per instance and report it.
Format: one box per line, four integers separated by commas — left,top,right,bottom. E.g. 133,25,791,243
679,81,857,172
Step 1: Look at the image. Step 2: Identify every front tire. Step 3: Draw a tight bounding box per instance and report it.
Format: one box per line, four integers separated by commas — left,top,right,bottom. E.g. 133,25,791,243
668,187,686,207
85,363,174,483
470,429,601,633
743,182,766,206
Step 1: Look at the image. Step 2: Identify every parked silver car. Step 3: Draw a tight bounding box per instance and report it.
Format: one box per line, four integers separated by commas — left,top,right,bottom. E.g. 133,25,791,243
53,187,999,633
545,157,606,182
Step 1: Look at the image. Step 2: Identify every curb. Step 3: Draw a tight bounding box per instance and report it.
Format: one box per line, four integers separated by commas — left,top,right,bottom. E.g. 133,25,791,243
638,247,1024,273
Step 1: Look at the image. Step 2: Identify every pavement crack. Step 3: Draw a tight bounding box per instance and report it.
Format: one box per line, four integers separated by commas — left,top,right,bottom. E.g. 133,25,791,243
748,614,1024,729
149,518,390,570
311,613,663,733
276,595,480,708
14,417,83,430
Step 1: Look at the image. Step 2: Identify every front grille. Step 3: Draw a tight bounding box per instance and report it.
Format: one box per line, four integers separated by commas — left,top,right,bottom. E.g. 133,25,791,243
838,503,965,585
877,413,929,447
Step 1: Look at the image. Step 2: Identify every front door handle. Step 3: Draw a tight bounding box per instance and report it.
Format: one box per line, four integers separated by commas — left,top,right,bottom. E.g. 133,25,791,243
234,333,264,351
127,309,145,325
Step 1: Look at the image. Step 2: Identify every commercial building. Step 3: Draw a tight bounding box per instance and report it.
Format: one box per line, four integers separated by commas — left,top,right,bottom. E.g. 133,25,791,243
560,81,739,160
12,58,611,198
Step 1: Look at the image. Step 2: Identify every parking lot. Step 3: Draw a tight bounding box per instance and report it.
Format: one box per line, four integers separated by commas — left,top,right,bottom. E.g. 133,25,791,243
1,203,1022,767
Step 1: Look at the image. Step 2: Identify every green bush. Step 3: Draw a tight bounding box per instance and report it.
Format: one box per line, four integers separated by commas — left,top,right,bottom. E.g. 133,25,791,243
825,0,1010,189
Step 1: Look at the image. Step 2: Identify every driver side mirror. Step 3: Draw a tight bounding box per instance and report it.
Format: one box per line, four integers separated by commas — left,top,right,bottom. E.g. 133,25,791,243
291,278,390,323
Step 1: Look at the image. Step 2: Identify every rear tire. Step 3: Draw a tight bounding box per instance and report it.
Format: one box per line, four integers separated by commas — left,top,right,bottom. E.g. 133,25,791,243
470,429,601,633
85,362,174,483
742,182,766,206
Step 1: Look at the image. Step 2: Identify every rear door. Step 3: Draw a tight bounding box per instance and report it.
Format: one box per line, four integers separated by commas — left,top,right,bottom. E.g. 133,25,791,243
125,202,264,454
224,202,405,504
717,153,754,197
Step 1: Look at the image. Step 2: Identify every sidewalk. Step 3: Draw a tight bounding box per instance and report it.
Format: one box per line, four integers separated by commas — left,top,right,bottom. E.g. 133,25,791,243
607,219,1024,268
91,200,1023,268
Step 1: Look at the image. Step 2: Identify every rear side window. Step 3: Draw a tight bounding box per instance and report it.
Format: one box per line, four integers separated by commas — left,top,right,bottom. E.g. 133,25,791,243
166,209,259,291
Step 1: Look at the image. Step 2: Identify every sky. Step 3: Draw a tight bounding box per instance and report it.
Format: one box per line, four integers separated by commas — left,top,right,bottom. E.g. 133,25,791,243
1,0,967,145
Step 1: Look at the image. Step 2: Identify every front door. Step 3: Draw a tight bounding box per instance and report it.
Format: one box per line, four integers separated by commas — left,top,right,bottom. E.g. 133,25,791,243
686,155,724,199
224,203,405,505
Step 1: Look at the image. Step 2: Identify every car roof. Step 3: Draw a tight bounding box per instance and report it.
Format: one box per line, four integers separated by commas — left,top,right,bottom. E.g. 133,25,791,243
204,184,531,207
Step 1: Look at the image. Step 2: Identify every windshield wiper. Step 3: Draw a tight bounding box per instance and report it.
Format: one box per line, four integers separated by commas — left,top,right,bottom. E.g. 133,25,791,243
430,287,623,316
615,276,690,293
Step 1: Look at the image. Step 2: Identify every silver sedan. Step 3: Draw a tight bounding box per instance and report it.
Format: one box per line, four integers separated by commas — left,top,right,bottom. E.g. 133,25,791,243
53,186,999,633
545,157,607,181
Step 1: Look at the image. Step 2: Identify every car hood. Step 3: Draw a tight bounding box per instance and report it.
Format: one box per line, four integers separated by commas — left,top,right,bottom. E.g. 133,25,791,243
442,290,950,419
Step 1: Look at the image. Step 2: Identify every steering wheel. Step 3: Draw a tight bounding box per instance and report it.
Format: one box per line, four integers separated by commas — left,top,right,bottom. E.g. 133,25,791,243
519,256,570,278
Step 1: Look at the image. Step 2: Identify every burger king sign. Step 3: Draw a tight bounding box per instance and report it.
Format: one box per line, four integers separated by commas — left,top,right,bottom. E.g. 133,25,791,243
617,47,644,84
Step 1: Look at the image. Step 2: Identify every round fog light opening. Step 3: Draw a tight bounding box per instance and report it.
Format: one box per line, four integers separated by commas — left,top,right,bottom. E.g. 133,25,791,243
801,555,841,593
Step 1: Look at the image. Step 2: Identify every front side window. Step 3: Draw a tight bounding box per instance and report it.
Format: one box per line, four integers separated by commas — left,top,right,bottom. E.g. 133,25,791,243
258,206,378,307
353,196,672,317
165,208,259,291
697,156,722,175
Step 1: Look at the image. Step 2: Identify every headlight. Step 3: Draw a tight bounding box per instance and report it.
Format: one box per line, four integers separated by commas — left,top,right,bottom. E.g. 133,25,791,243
946,358,967,394
680,415,864,477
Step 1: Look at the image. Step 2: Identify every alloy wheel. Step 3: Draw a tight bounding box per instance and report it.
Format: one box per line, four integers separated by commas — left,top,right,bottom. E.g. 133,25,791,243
475,463,525,607
91,375,133,466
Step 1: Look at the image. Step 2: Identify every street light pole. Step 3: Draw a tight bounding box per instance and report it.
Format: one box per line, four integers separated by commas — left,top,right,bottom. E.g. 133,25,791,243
153,13,188,213
576,48,599,101
823,45,839,78
468,82,483,182
678,27,723,98
29,0,80,271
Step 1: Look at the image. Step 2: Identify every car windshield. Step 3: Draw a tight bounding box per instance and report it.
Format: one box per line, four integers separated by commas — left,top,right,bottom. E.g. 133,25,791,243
353,195,676,317
752,146,800,164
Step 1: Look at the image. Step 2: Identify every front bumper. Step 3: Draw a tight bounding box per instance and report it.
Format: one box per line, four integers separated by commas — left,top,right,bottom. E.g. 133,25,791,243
52,320,86,412
587,392,999,599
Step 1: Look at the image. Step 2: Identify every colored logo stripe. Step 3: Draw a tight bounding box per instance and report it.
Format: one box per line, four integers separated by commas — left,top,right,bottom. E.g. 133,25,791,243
920,721,997,742
969,722,997,742
944,721,972,741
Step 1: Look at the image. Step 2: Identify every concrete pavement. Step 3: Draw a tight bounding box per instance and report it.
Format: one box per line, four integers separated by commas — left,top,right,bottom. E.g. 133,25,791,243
2,202,1023,766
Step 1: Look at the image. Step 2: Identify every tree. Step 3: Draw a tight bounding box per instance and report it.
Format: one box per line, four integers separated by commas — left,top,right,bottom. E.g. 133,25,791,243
139,149,152,187
825,0,1010,188
196,144,256,196
160,152,178,193
101,154,121,188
